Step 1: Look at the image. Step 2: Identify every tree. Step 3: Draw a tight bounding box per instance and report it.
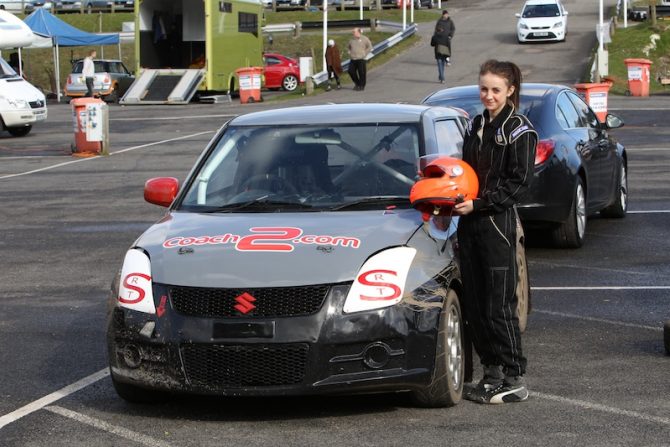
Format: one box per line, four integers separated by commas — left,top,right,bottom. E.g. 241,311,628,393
649,0,657,26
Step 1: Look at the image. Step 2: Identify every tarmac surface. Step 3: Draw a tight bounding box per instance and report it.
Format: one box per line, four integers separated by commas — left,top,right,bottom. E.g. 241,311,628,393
1,0,669,446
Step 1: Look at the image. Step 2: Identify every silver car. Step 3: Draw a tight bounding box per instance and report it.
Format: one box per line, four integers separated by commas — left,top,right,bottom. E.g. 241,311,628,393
64,58,134,103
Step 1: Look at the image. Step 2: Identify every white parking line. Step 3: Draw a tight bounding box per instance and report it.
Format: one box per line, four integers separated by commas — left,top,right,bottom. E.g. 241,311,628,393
0,131,213,180
628,210,670,214
532,392,670,427
532,309,663,332
45,405,174,447
532,286,670,290
0,368,109,430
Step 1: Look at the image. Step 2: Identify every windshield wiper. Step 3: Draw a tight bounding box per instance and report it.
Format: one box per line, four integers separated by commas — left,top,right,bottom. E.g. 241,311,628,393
329,196,409,211
199,196,314,213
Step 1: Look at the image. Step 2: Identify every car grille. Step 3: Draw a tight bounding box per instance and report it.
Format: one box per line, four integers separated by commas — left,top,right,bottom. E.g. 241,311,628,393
530,26,551,29
29,100,45,109
181,343,309,387
168,285,330,318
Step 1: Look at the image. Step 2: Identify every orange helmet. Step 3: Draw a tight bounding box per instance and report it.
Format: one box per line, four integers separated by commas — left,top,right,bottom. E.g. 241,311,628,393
410,157,479,216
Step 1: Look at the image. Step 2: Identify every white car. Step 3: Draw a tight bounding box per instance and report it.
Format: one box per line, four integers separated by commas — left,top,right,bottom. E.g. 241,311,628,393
0,58,47,137
516,0,568,43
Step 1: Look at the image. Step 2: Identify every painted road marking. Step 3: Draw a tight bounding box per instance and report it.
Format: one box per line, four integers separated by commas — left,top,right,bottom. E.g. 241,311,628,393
532,309,663,332
532,392,670,426
45,405,174,447
0,131,213,180
532,286,670,290
0,368,109,430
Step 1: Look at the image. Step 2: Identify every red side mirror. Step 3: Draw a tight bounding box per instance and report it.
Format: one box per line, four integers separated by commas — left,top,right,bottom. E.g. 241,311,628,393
144,177,179,207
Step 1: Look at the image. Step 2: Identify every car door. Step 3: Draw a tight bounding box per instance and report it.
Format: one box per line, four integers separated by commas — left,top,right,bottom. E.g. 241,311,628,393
566,91,615,208
555,91,602,207
263,55,282,89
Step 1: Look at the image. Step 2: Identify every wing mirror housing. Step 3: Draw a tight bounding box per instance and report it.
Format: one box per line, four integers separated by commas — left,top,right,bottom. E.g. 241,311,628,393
144,177,179,207
605,113,624,130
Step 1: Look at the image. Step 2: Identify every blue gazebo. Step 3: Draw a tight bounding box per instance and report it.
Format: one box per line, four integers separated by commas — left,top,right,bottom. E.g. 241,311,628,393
24,8,120,101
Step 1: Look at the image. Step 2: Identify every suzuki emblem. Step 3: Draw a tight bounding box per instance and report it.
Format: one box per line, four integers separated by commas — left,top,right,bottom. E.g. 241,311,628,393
234,292,256,314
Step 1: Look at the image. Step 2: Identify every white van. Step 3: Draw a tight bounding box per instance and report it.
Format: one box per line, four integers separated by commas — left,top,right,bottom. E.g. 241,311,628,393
0,57,47,137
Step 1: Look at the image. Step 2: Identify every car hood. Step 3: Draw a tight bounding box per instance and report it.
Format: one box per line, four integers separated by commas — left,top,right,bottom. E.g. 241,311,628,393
136,210,423,288
519,16,565,27
0,78,46,103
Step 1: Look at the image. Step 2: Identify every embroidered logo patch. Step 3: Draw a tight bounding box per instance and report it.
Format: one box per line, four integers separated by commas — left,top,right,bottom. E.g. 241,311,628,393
511,125,529,139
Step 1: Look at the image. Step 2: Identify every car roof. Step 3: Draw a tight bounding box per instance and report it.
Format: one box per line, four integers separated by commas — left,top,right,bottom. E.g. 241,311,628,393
230,103,463,126
523,0,560,5
423,83,570,103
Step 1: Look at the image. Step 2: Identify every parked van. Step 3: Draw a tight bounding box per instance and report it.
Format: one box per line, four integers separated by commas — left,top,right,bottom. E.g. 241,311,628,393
0,57,47,137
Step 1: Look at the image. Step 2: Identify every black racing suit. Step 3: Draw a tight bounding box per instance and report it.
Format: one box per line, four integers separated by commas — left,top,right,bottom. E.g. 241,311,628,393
457,103,537,379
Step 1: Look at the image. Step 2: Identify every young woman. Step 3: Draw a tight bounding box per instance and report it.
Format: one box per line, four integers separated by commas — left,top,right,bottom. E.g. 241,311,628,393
453,60,538,404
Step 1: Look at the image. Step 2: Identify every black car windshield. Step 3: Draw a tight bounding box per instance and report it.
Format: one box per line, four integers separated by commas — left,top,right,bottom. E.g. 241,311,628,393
522,3,560,18
179,124,422,212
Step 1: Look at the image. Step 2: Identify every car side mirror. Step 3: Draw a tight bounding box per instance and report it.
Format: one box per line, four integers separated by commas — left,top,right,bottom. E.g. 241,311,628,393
144,177,179,207
515,13,521,18
605,113,624,129
564,10,569,16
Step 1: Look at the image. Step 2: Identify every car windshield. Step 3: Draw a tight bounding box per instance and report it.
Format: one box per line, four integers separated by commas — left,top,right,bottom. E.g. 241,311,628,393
179,124,423,212
427,95,536,120
522,4,560,17
0,58,19,79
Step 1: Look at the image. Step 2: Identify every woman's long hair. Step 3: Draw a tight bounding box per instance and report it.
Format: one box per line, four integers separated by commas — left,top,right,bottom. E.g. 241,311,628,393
479,60,522,110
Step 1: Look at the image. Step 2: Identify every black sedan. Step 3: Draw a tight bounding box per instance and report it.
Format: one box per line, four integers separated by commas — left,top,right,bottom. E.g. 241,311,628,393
422,83,628,248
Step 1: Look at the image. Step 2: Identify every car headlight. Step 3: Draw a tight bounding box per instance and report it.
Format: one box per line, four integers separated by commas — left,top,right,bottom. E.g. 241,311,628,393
553,21,563,28
117,248,156,314
343,247,417,314
519,22,529,30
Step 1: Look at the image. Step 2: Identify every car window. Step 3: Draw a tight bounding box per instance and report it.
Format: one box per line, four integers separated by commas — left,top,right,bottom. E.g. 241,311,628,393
434,119,463,157
522,3,560,18
180,124,421,210
93,61,106,73
556,92,581,129
264,56,281,66
71,61,83,73
566,92,599,128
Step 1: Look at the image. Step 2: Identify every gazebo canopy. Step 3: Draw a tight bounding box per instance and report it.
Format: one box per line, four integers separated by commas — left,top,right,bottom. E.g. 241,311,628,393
24,8,119,46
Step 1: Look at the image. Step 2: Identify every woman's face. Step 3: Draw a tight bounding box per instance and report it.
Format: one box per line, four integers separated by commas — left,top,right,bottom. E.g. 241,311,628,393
479,72,514,118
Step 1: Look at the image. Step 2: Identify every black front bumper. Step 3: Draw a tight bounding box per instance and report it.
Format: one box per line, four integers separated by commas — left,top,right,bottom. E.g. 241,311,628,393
107,283,442,397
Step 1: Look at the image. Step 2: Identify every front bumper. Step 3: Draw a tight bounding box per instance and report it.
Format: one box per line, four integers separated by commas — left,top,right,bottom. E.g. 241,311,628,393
108,283,443,397
1,107,47,127
518,29,564,42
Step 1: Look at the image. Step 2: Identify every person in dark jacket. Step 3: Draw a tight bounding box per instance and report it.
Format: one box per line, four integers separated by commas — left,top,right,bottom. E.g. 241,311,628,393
431,25,451,84
453,59,538,405
325,39,342,91
434,10,455,64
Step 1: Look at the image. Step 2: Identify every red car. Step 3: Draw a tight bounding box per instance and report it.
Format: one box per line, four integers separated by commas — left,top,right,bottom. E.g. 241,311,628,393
263,53,300,92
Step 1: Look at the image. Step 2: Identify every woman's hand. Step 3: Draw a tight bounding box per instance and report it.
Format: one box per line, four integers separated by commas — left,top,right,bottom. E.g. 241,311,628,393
453,200,474,215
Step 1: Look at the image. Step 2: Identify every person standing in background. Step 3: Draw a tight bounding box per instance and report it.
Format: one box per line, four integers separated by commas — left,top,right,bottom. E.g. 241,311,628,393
434,10,455,66
325,39,343,91
347,28,372,91
82,49,96,98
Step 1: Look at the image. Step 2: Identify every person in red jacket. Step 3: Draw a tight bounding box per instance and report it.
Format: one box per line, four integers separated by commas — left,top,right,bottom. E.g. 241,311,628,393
325,39,342,91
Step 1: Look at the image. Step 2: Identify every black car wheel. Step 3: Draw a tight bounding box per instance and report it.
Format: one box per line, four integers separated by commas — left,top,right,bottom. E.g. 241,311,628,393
411,288,464,407
600,162,627,218
7,125,32,137
111,373,168,404
552,177,586,248
104,88,119,104
282,74,299,92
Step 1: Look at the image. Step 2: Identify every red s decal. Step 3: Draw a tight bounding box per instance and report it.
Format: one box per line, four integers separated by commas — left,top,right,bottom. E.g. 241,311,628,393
119,273,151,304
236,227,302,252
357,269,401,301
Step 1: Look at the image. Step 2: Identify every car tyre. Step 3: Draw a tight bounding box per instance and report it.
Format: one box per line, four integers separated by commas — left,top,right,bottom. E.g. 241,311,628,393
516,230,530,333
282,74,299,92
104,88,119,104
664,320,670,355
7,125,32,137
111,373,168,404
410,288,464,407
600,162,627,218
552,177,586,248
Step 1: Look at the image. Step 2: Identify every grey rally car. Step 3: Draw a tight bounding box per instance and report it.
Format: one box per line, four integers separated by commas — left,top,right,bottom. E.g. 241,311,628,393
107,103,529,406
